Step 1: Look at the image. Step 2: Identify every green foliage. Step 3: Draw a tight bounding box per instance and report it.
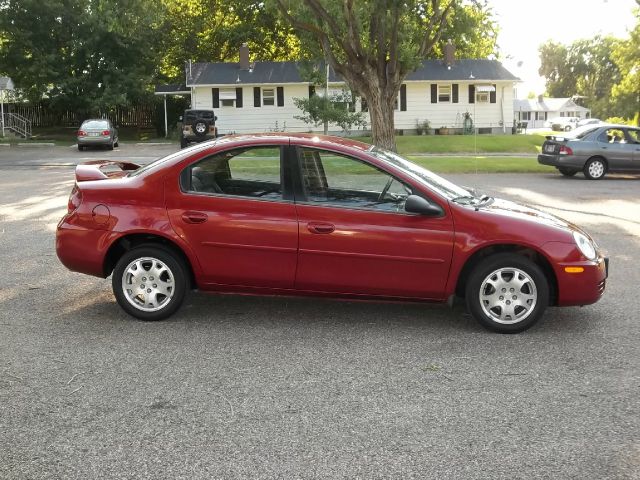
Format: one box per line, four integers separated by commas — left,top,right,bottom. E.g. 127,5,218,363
0,0,162,115
604,116,633,126
293,91,367,133
157,0,300,82
538,36,622,118
610,4,640,121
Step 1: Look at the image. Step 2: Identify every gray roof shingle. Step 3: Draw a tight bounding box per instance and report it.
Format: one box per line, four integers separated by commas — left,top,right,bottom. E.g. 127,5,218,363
185,59,518,86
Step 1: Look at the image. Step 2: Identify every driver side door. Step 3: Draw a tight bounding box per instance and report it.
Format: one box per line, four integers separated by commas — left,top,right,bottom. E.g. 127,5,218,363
293,147,455,299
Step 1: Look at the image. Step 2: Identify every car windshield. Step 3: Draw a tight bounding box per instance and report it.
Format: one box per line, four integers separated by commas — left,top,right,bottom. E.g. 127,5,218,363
368,146,474,201
82,120,109,129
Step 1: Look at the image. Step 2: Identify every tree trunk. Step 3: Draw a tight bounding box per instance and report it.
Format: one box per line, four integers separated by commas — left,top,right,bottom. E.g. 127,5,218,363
364,88,398,152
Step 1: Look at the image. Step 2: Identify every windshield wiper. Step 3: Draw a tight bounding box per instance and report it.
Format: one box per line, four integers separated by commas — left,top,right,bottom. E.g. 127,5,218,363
474,195,494,210
451,195,477,205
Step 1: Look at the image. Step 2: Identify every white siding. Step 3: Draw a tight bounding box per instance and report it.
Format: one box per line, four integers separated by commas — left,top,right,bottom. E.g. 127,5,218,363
191,80,516,135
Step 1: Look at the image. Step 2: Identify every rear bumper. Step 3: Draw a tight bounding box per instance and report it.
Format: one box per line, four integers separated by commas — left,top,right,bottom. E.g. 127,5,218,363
78,136,113,145
56,219,118,277
538,154,585,168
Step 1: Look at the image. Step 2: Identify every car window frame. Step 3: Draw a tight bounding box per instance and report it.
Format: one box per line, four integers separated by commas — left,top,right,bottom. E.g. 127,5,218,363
179,144,296,203
291,145,440,217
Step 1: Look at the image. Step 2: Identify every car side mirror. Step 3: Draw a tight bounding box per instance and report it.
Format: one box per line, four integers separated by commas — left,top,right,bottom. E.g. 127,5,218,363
404,195,443,216
214,116,218,121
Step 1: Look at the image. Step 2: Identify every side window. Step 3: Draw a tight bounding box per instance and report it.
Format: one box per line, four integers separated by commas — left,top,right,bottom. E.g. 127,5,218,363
183,146,283,200
299,148,412,213
598,128,625,144
625,129,639,144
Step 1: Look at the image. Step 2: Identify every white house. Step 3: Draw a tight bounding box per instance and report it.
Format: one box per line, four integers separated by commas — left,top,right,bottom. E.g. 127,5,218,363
513,96,592,129
158,46,520,135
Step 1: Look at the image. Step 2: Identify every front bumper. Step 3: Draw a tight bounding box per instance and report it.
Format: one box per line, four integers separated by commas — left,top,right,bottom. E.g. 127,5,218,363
555,254,608,306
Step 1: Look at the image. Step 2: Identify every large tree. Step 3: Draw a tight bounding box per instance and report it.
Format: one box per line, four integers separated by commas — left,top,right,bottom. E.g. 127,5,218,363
275,0,497,151
610,1,640,123
158,0,301,82
538,36,621,119
0,0,163,115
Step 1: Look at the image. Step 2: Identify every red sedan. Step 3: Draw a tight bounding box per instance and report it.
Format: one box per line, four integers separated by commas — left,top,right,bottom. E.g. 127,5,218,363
56,134,608,333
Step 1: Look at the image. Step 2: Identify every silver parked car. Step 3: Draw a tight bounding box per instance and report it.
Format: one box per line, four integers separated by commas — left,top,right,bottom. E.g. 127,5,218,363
77,119,119,151
538,124,640,179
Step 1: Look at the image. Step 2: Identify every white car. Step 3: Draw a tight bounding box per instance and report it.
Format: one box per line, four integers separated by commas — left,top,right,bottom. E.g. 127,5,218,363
545,117,580,132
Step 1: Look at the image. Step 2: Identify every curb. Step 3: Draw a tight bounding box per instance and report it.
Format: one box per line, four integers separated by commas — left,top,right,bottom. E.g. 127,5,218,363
17,143,56,147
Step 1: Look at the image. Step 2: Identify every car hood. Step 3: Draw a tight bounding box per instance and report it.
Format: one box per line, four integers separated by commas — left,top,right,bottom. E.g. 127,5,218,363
480,197,580,234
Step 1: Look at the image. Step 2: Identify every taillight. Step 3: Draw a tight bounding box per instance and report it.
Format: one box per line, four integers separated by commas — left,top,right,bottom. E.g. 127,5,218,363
102,130,110,136
77,130,86,136
559,145,573,155
67,185,82,213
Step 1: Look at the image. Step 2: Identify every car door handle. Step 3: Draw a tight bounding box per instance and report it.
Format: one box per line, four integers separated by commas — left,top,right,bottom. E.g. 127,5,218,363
307,222,335,234
181,211,208,224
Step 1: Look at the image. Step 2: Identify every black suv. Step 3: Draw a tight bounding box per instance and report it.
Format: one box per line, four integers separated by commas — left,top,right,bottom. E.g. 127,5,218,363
180,109,217,148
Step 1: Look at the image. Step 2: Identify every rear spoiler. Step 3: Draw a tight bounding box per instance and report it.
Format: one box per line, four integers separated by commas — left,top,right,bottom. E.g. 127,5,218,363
545,135,568,142
75,160,141,182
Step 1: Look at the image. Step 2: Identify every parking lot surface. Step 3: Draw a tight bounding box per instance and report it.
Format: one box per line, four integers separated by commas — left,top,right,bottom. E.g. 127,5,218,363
1,145,639,479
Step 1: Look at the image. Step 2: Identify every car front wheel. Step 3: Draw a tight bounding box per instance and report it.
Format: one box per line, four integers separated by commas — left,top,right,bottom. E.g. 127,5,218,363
465,253,549,333
584,157,606,180
112,246,188,321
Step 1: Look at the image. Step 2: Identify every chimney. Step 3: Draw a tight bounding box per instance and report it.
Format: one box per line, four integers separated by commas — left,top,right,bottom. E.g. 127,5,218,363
239,43,250,70
444,39,455,68
538,94,544,104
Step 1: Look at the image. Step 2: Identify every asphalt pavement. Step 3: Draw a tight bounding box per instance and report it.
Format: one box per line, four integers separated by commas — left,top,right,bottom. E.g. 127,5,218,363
0,145,639,479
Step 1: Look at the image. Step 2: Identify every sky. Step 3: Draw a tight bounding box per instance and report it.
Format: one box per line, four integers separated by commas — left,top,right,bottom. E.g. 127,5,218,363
488,0,638,98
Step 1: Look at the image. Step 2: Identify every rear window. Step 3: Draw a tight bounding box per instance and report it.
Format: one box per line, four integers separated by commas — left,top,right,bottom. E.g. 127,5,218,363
563,125,599,140
184,110,215,122
82,120,109,129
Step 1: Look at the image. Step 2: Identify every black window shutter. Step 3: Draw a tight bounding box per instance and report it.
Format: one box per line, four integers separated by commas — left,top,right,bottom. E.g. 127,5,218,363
430,84,437,103
309,85,315,98
452,84,459,103
361,98,368,112
253,87,261,107
490,84,497,103
400,84,407,111
468,85,475,104
235,87,243,108
212,88,219,108
277,87,284,107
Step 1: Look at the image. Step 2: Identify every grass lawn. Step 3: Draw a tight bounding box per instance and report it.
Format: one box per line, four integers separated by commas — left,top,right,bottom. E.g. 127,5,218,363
407,156,556,173
353,134,546,154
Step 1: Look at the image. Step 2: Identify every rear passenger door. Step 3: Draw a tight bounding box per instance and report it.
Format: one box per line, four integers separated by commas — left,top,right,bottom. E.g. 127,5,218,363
165,144,299,289
597,128,635,169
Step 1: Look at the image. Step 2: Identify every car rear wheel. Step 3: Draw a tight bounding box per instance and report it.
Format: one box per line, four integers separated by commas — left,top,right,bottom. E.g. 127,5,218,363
108,141,114,151
558,167,578,177
465,253,549,333
180,137,188,149
112,246,188,321
78,145,84,151
584,157,606,180
564,125,572,132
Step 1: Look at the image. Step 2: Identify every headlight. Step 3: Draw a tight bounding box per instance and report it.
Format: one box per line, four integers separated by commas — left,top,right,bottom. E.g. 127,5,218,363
573,231,597,260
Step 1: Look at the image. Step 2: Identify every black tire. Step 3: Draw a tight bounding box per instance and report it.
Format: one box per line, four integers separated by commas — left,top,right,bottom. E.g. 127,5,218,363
192,119,209,137
78,145,84,151
465,253,549,333
558,167,578,177
583,157,607,180
564,125,572,132
108,141,114,151
112,245,188,321
114,139,119,148
180,137,188,149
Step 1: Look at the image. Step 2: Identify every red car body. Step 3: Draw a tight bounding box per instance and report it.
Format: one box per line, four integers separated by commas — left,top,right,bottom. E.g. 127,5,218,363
56,134,607,332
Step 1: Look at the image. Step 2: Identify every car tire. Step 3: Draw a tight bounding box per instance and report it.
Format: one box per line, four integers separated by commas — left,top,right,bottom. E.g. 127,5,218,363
564,125,572,132
180,137,188,149
78,145,84,151
112,245,188,321
192,119,209,137
108,141,114,151
558,167,578,177
465,253,549,333
583,157,607,180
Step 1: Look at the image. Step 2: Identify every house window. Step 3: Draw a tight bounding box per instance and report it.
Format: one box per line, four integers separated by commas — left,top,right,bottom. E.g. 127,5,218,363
219,89,236,107
263,88,275,106
518,112,531,121
476,92,489,103
535,112,547,121
438,85,451,103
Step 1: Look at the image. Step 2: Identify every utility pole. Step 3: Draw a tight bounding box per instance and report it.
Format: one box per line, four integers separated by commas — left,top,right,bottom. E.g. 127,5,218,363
324,62,329,135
